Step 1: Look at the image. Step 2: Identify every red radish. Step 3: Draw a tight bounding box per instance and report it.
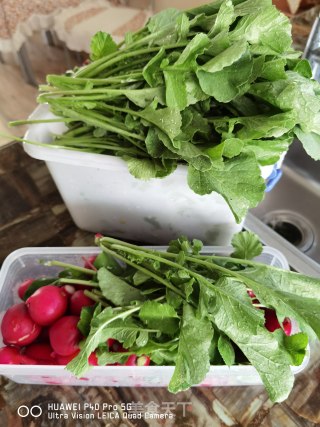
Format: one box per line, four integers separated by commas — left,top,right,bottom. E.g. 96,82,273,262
264,309,292,336
247,290,256,298
70,290,94,316
83,256,97,270
0,346,37,365
125,355,137,366
108,340,126,352
107,338,115,348
24,343,56,364
282,318,292,336
49,316,81,356
26,285,68,326
18,279,34,299
88,351,98,366
55,349,80,365
1,303,41,346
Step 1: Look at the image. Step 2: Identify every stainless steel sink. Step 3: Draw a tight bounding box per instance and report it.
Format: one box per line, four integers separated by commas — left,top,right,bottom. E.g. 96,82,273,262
247,139,320,275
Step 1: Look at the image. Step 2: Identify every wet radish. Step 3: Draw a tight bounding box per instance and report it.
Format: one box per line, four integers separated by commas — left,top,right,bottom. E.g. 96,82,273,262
18,279,34,300
49,316,81,356
1,303,41,346
24,343,56,364
70,290,94,316
0,346,37,365
264,309,292,336
26,285,68,326
55,349,80,365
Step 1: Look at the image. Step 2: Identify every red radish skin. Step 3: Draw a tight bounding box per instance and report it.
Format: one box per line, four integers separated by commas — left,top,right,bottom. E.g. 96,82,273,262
26,285,68,326
55,349,80,365
70,290,94,316
83,256,97,270
282,318,292,336
1,303,42,346
49,316,81,356
108,340,126,352
0,347,37,365
125,355,137,366
88,351,98,366
264,309,292,336
24,343,56,364
18,279,34,299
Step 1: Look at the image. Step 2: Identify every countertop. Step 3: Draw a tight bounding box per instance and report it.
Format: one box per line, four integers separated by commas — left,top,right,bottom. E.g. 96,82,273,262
1,143,320,427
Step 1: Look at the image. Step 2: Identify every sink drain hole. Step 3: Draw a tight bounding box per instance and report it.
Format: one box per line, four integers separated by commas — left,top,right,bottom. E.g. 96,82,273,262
263,211,315,253
267,221,303,247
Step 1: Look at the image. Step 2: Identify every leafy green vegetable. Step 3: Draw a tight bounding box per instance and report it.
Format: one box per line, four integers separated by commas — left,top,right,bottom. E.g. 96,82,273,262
98,267,145,305
90,31,117,61
168,303,213,393
231,230,263,259
217,334,235,366
13,0,320,223
139,301,179,336
38,230,317,402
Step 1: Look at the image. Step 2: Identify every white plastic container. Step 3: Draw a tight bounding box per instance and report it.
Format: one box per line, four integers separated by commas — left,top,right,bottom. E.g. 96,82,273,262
0,245,309,386
23,105,281,245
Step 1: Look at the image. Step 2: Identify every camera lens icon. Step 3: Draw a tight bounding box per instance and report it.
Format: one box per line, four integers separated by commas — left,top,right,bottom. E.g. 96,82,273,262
17,405,42,417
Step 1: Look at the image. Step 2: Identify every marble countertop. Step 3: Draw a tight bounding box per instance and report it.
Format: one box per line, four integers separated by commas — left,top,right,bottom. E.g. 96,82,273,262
1,143,320,427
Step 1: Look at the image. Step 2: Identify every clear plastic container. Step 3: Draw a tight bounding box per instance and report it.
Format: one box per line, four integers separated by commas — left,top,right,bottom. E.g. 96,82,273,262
0,245,309,386
23,105,283,246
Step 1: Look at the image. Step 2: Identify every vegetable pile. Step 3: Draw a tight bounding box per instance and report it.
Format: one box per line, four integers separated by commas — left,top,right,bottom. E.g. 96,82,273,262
2,231,320,403
12,0,320,222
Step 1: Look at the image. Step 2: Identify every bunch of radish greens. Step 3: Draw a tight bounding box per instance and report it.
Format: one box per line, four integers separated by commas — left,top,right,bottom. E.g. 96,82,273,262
32,231,320,403
11,0,320,223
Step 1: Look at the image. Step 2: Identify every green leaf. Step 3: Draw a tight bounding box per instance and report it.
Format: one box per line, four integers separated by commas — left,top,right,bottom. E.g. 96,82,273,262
98,267,145,305
143,48,166,87
94,252,123,275
280,332,309,366
188,152,265,223
66,306,141,376
139,105,182,141
229,6,292,53
139,301,180,336
208,277,294,403
243,135,292,166
231,231,263,260
201,40,248,73
239,266,320,340
97,351,129,366
197,53,263,103
78,305,97,337
209,0,235,37
218,334,235,366
168,304,213,393
90,31,117,61
294,126,320,161
123,156,177,180
260,58,287,81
